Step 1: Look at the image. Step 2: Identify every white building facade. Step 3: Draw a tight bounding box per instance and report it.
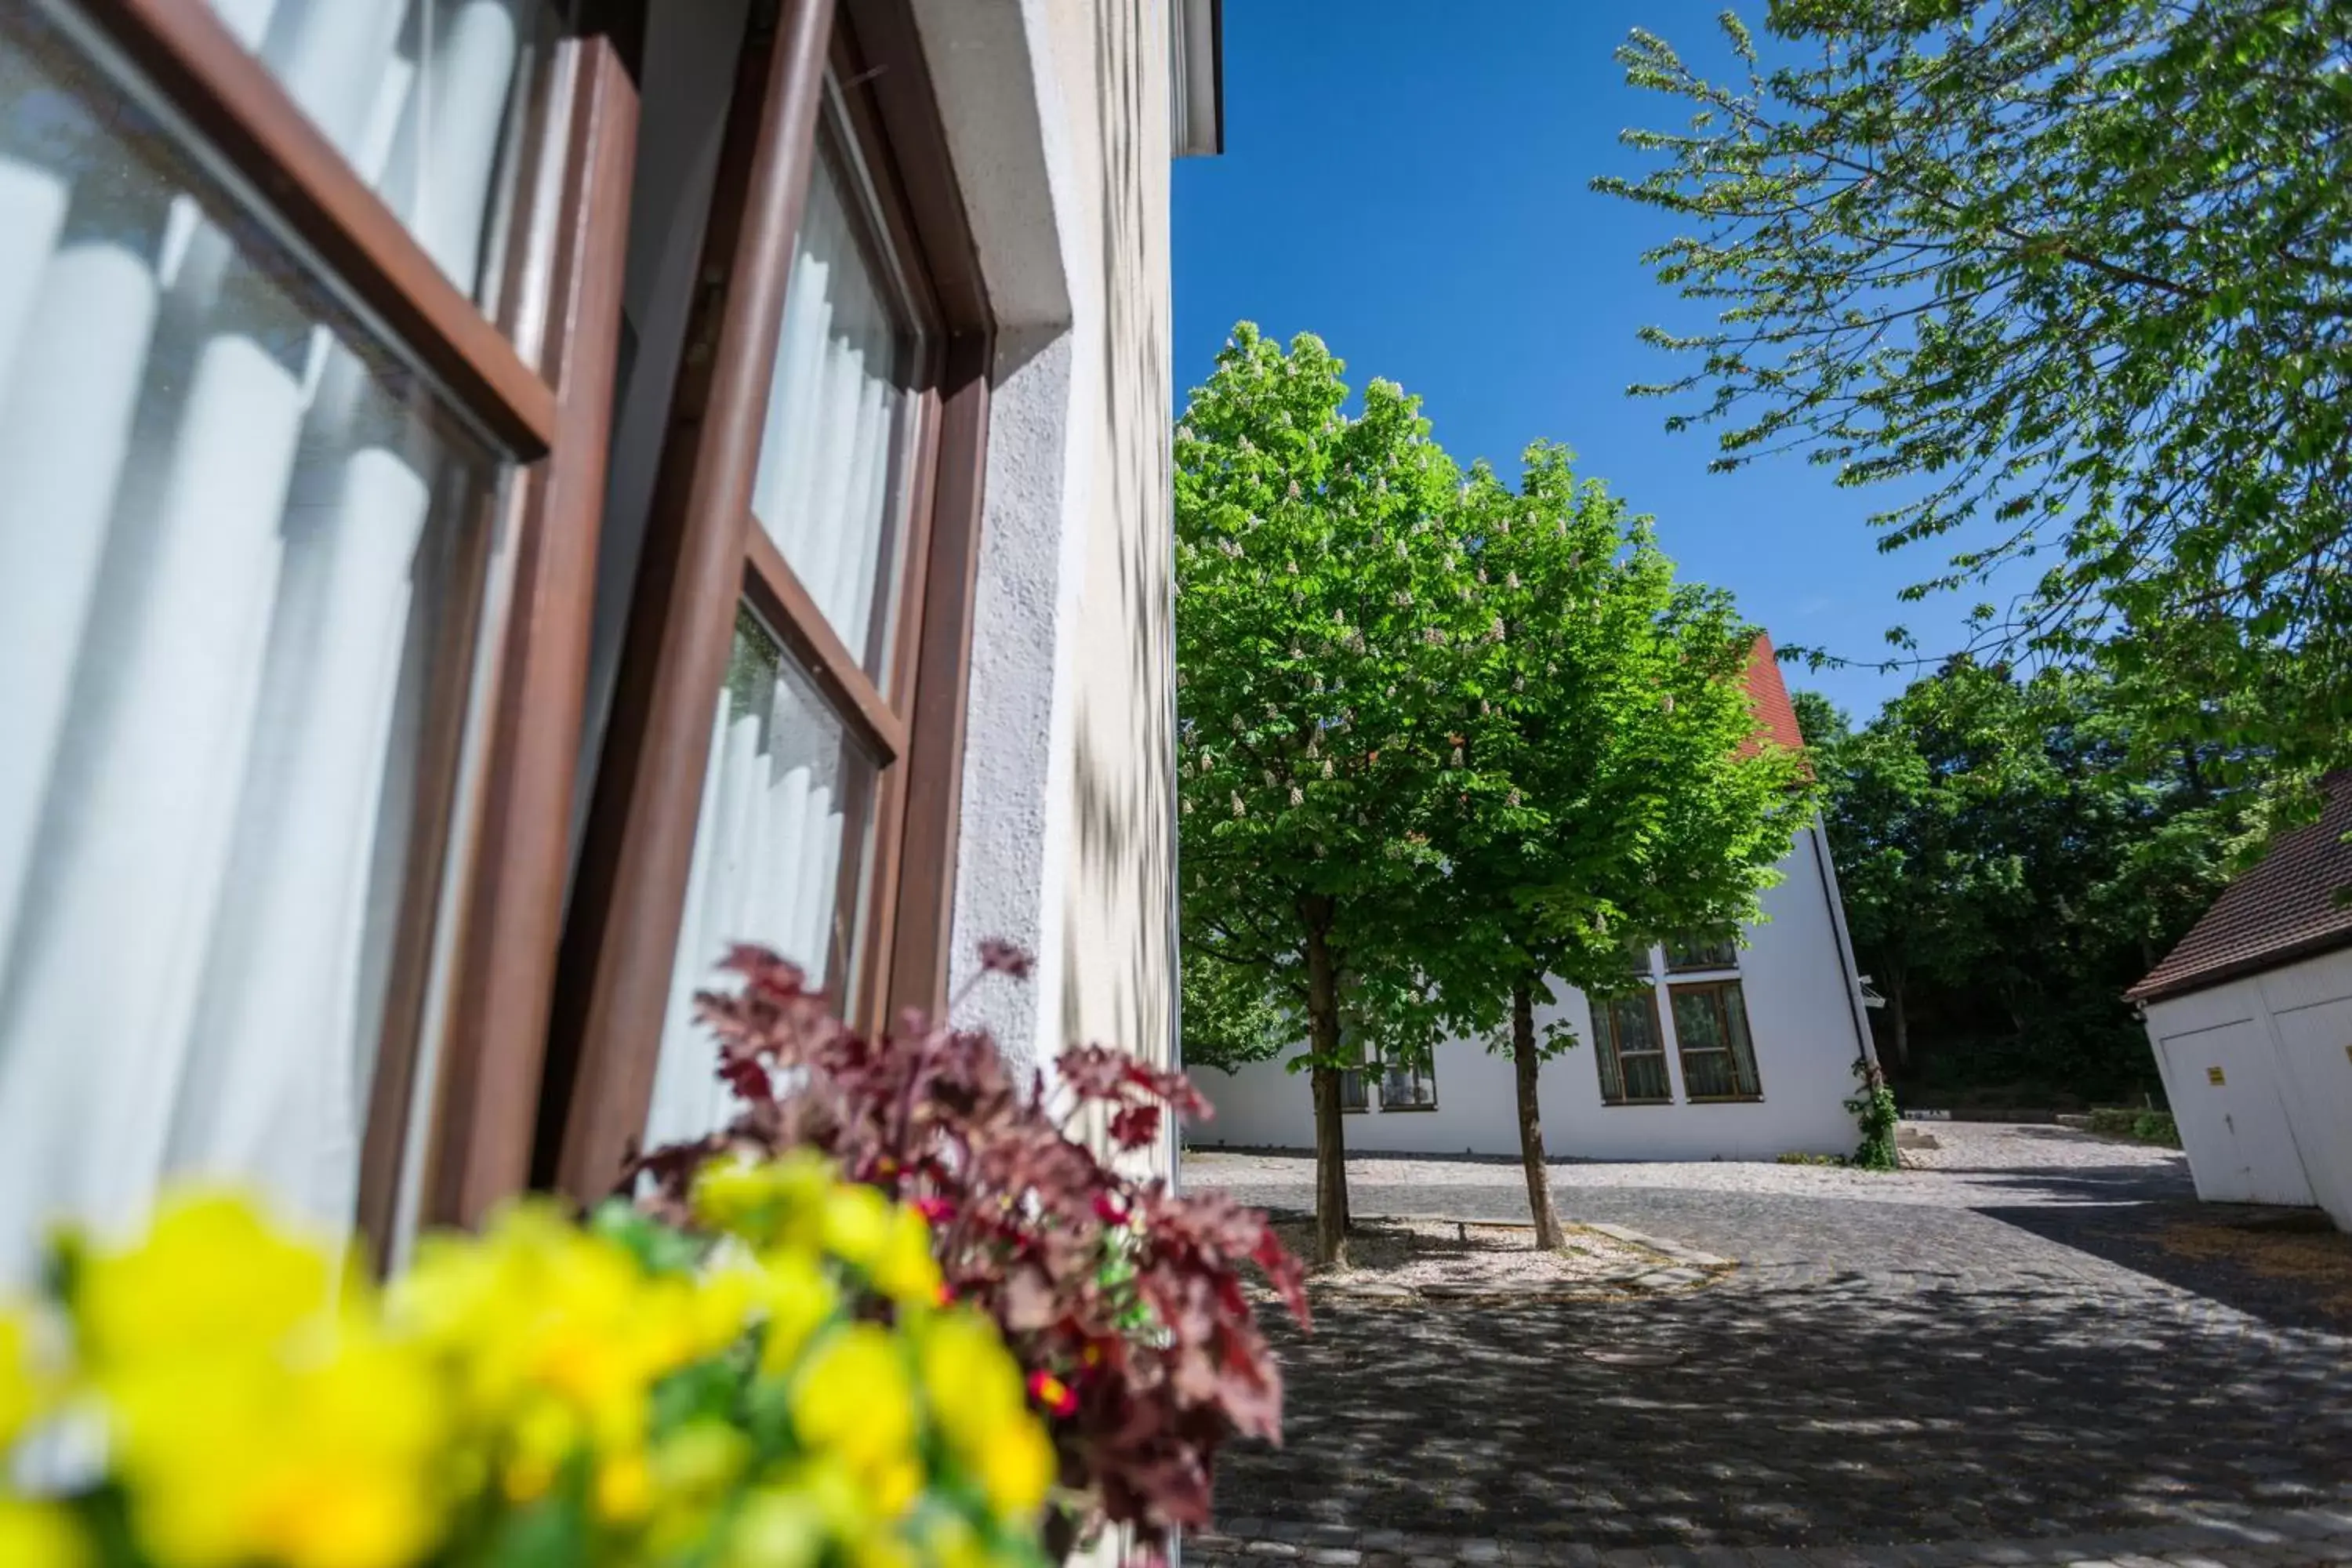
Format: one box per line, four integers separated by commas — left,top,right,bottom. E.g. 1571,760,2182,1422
1192,818,1880,1163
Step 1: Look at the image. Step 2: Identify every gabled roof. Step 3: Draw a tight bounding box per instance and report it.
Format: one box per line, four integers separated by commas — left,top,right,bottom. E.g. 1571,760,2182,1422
1740,633,1806,757
2128,773,2352,1003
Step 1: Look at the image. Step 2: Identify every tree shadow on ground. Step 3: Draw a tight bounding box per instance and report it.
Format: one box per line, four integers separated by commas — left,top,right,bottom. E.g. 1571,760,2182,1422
1214,1276,2352,1549
1977,1196,2352,1334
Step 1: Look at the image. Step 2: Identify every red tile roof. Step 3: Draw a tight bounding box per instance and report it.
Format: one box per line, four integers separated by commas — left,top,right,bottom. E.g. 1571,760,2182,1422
1740,633,1806,757
2128,773,2352,1002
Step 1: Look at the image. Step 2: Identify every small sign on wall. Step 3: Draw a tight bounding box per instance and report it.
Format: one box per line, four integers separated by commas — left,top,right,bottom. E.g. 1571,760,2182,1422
2207,1065,2227,1086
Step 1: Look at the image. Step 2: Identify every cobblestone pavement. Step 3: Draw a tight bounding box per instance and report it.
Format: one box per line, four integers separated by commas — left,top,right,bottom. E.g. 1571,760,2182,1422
1181,1127,2352,1568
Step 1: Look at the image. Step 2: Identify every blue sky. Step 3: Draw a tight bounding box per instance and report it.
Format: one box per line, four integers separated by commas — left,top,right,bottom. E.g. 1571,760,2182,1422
1172,2,1980,724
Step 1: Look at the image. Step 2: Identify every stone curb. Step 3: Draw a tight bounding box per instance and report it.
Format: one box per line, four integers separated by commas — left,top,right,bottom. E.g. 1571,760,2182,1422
1183,1503,2352,1568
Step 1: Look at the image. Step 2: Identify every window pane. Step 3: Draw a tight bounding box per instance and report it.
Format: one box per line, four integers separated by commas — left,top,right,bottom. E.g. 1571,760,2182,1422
0,5,504,1283
202,0,565,312
1681,1051,1735,1100
1339,1069,1369,1112
1381,1060,1436,1110
1620,1051,1671,1104
750,122,921,680
643,608,879,1149
1722,982,1762,1096
1609,994,1660,1051
1671,987,1726,1051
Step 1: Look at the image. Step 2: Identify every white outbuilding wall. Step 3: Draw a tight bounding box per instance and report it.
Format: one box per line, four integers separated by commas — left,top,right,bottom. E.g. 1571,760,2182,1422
1189,822,1876,1163
2140,947,2352,1230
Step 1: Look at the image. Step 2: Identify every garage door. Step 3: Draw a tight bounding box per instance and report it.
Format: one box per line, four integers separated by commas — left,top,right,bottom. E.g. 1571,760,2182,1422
2154,1018,2317,1207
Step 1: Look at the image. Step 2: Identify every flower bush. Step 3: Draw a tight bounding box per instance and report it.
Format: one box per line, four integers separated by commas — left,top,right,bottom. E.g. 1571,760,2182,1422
629,944,1309,1564
1,1160,1058,1568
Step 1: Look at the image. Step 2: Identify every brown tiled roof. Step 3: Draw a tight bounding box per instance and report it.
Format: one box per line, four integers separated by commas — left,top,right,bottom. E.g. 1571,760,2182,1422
2128,773,2352,1002
1740,633,1806,757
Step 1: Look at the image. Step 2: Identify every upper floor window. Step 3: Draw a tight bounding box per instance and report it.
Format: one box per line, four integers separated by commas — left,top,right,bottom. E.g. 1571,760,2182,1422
1664,931,1740,972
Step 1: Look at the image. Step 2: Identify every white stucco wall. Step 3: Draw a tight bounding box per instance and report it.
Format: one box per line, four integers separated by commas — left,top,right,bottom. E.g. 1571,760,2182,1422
1191,825,1875,1163
2140,948,2352,1229
916,0,1178,1087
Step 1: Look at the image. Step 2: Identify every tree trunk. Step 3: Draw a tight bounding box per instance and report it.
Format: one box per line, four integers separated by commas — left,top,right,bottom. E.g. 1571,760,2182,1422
1886,971,1910,1069
1309,1063,1349,1266
1511,979,1566,1249
1301,911,1349,1267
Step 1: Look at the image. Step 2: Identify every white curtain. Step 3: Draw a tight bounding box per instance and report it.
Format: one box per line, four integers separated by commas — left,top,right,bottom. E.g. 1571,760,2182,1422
748,138,913,673
642,630,854,1151
0,0,534,1284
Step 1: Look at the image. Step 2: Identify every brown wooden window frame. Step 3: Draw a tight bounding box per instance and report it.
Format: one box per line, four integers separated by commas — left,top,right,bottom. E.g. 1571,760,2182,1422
1668,979,1765,1103
38,0,647,1266
540,0,993,1205
1594,988,1674,1107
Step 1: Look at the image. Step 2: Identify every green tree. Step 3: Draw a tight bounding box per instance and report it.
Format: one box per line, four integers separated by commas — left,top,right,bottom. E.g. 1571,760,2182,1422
1597,1,2352,783
1806,664,2256,1098
1429,446,1811,1245
1174,325,1483,1266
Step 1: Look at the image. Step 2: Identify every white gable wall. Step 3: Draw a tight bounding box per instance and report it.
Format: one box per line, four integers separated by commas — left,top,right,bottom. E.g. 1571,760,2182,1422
2141,948,2352,1230
1190,824,1874,1163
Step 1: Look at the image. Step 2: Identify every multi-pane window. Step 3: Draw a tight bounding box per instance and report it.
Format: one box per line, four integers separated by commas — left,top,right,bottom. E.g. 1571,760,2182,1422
1664,932,1740,972
0,0,577,1277
1595,992,1672,1105
1381,1057,1437,1111
1670,981,1764,1100
0,0,999,1271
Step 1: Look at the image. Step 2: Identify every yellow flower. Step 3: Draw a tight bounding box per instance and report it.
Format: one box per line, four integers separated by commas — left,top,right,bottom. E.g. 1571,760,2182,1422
914,1311,1056,1523
973,1418,1056,1523
111,1327,445,1568
70,1191,339,1374
0,1495,88,1568
753,1249,838,1375
0,1500,88,1568
868,1207,943,1309
694,1152,833,1249
789,1324,916,1494
0,1304,47,1448
817,1182,895,1270
394,1202,749,1460
595,1448,654,1523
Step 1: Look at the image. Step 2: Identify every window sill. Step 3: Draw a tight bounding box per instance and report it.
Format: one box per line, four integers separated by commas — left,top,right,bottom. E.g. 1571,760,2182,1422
1599,1098,1676,1108
1377,1104,1439,1113
1683,1095,1765,1105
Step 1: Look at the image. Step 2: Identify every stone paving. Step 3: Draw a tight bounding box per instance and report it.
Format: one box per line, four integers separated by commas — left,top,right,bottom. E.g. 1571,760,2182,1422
1181,1127,2352,1568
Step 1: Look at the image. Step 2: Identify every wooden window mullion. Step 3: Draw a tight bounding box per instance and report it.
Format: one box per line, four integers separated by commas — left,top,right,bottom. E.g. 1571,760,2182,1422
544,0,839,1203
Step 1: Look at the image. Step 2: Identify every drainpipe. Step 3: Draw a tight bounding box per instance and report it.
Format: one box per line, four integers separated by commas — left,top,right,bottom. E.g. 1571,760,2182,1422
1806,813,1879,1069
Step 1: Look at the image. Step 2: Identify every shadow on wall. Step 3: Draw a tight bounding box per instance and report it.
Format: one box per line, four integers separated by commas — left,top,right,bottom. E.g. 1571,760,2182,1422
1213,1272,2352,1548
1061,0,1175,1069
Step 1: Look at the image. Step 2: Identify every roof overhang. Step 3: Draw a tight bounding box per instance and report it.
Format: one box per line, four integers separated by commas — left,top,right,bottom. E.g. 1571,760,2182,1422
2126,924,2352,1005
1170,0,1224,158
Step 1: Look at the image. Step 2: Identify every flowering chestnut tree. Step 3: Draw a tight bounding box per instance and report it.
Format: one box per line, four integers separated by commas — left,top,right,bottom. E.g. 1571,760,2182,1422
1429,444,1813,1245
1174,325,1491,1267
